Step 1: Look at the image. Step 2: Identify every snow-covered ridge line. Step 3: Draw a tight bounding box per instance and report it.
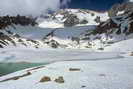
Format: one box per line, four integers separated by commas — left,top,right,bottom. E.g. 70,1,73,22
38,9,109,28
79,2,133,51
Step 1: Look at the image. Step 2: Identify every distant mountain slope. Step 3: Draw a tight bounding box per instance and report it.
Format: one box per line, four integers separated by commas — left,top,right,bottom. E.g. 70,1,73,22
1,6,133,51
80,2,133,51
0,10,106,49
0,16,46,48
38,9,109,28
0,15,93,49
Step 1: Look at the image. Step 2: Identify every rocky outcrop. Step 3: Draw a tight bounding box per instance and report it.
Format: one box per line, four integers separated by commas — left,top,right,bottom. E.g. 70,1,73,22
64,14,80,27
39,9,108,28
83,7,133,38
108,2,133,17
0,30,45,48
0,15,37,29
0,15,45,48
43,30,60,48
80,3,133,49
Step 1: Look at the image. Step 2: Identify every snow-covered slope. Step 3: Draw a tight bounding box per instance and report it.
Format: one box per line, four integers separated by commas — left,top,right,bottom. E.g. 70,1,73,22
38,9,109,28
1,7,133,51
79,3,133,51
0,47,121,63
1,25,93,49
0,15,95,49
0,29,47,48
104,38,133,52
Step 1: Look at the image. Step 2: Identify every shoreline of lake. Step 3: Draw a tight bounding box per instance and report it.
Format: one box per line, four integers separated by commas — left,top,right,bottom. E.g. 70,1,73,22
0,62,47,76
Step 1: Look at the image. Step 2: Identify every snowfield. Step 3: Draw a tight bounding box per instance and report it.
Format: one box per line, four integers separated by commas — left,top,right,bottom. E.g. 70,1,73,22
9,25,93,40
0,53,133,89
0,47,122,63
0,44,132,89
104,38,133,52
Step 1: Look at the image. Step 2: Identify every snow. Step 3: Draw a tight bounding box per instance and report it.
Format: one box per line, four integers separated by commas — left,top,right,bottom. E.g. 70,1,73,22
117,11,125,16
38,9,109,28
9,25,93,40
104,38,133,52
6,25,95,49
0,47,122,63
38,20,64,28
0,8,133,89
0,52,133,89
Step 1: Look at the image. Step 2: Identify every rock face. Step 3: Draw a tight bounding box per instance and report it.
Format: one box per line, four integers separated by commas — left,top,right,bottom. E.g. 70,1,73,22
54,76,65,83
64,14,80,27
0,15,46,48
43,30,60,48
39,9,109,28
83,2,133,38
0,30,45,48
40,76,51,82
80,2,133,49
108,2,133,17
0,15,37,29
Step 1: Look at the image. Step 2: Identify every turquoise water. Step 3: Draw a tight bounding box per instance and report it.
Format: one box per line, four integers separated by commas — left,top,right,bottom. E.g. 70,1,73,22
0,62,46,76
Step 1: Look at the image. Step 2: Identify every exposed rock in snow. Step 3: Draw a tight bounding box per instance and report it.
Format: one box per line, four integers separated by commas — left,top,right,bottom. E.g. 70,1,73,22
38,9,109,28
0,28,47,48
80,5,133,50
108,2,133,17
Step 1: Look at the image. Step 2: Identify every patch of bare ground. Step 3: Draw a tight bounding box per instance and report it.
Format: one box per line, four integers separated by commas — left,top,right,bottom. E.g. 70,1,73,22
39,76,51,82
69,68,81,71
129,52,133,56
54,76,65,83
99,74,106,77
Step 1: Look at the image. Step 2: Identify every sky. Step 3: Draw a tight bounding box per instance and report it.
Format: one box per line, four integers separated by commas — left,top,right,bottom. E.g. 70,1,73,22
0,0,127,16
0,0,60,16
61,0,125,11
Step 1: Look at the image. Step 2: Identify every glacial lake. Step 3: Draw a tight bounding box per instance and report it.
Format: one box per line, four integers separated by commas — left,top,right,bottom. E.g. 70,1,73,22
0,62,46,76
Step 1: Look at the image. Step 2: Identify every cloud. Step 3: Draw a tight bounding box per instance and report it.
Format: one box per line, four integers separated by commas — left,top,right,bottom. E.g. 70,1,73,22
129,0,133,2
0,0,61,16
60,0,71,8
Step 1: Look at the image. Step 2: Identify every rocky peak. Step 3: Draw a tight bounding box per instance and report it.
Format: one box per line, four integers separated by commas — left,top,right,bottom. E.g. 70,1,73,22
108,2,133,17
79,4,133,50
38,9,109,28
